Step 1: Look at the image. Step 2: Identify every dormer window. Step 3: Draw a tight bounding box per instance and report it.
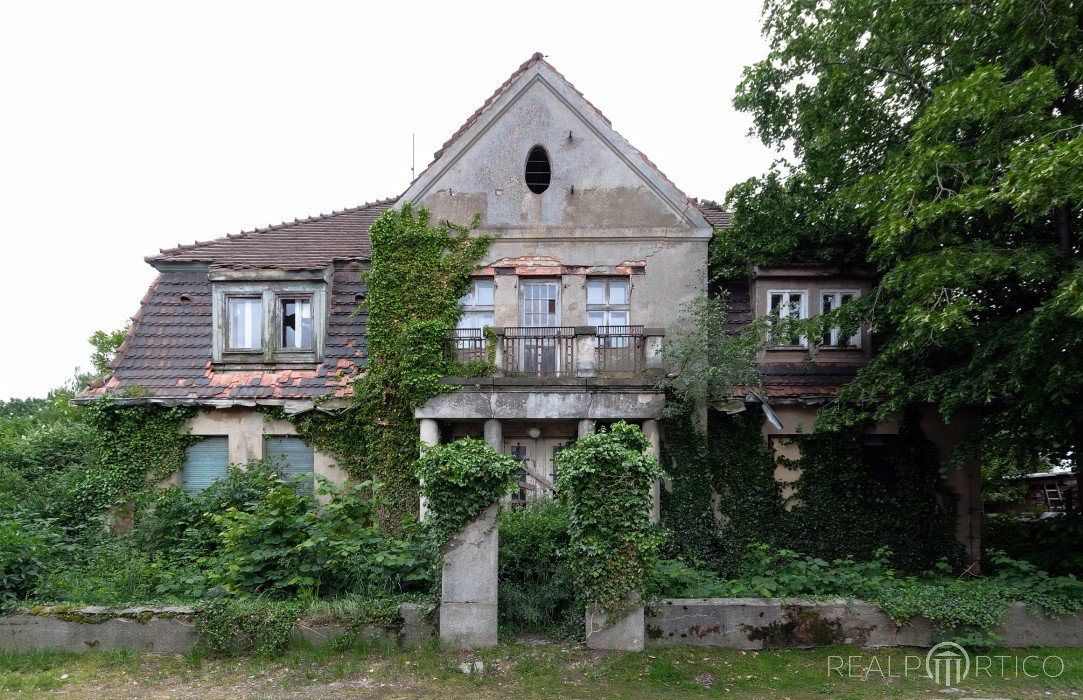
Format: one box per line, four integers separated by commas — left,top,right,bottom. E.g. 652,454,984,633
821,291,860,348
768,290,807,348
227,297,263,350
279,297,314,350
213,279,327,364
525,146,551,194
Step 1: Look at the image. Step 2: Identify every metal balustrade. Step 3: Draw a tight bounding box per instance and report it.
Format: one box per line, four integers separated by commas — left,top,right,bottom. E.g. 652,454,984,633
595,325,645,375
501,326,576,377
444,328,488,365
444,326,652,378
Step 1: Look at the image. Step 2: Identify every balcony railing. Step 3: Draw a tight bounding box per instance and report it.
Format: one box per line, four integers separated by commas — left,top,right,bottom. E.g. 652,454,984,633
502,326,577,377
445,328,488,365
595,325,645,376
444,326,662,379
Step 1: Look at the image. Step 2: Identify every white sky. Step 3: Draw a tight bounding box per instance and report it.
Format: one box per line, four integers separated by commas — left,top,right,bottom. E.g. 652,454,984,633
0,1,779,400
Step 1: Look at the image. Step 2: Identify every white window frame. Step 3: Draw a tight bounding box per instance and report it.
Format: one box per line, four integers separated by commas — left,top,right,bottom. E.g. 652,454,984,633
213,281,327,364
586,277,631,329
225,296,263,352
767,289,808,349
519,279,561,328
820,290,861,349
457,278,495,331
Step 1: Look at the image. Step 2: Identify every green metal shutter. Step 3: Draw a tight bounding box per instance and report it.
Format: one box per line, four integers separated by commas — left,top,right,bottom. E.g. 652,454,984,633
264,436,314,490
182,437,229,493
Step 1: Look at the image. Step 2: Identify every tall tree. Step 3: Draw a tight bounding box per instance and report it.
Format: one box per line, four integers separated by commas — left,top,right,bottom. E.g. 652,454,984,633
728,0,1082,468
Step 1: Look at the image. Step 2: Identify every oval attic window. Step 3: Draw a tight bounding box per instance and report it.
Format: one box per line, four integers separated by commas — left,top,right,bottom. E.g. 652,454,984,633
525,146,551,194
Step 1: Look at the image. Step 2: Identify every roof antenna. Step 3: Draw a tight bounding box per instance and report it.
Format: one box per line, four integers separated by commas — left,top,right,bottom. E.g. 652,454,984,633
411,133,416,182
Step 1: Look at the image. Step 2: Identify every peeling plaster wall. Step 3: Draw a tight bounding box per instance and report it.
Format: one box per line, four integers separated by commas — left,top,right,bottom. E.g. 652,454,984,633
413,78,710,331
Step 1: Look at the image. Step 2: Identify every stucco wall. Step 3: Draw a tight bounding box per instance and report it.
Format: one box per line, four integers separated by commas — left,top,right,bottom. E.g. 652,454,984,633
409,70,710,333
159,407,346,487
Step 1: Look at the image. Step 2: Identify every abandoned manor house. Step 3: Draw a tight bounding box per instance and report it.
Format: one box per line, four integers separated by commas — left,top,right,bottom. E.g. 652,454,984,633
78,54,981,564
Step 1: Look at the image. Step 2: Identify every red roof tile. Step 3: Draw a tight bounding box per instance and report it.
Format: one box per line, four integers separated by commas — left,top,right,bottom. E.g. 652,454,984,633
81,269,367,402
693,199,732,229
147,198,396,269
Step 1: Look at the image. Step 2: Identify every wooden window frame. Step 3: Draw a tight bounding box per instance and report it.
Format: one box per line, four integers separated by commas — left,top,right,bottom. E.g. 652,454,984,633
457,278,495,330
586,277,631,328
519,279,561,328
767,289,808,349
212,281,327,365
819,290,862,349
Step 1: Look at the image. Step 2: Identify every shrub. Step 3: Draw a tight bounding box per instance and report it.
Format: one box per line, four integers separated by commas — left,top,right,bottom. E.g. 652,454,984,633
651,544,1083,640
498,499,578,635
557,421,665,616
414,437,519,546
0,503,68,611
35,535,155,606
984,511,1083,577
130,461,284,598
209,477,434,598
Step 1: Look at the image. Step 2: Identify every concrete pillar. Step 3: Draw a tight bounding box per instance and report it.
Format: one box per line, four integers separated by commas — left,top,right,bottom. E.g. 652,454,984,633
919,407,982,571
576,331,597,378
577,419,596,438
440,503,499,648
643,419,661,523
483,419,502,453
644,332,665,373
419,419,439,521
586,601,645,651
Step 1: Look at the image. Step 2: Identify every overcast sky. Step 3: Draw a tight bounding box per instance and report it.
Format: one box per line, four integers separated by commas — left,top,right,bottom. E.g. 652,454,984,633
0,1,779,400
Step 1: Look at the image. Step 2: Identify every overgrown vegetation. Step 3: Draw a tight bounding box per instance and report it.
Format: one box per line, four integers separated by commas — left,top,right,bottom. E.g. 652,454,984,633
985,511,1083,578
556,422,664,617
650,545,1083,642
292,204,494,518
724,0,1081,478
414,437,518,548
662,406,960,577
497,499,578,637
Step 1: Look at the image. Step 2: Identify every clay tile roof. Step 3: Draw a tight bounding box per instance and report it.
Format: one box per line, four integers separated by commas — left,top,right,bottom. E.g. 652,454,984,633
147,198,397,269
692,199,732,229
80,268,368,402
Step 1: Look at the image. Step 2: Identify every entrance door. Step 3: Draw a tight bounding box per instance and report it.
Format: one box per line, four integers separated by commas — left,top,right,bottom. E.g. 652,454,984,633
505,437,569,503
519,281,560,374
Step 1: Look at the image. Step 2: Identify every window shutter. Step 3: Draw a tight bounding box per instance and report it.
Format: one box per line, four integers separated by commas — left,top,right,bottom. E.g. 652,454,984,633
265,436,315,489
182,437,229,493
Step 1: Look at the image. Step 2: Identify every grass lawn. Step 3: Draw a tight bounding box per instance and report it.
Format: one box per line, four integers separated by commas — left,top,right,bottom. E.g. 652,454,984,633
2,642,1082,699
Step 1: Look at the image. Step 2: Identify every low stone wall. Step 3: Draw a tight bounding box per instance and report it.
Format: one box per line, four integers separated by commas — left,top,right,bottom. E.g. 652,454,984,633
647,598,1083,649
0,603,435,654
0,606,199,654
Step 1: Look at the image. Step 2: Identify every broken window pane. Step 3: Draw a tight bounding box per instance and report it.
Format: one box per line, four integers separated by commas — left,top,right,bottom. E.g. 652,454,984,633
280,298,313,349
228,297,262,350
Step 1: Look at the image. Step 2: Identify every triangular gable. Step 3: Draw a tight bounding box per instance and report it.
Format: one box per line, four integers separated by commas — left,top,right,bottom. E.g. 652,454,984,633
400,53,710,232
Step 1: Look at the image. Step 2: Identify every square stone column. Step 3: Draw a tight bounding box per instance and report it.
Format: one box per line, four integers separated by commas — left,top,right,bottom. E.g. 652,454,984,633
585,599,645,651
483,418,502,452
642,419,661,523
577,419,596,438
419,419,439,521
440,503,499,648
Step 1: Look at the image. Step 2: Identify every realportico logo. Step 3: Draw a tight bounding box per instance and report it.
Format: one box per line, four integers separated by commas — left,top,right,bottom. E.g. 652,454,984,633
926,642,970,686
828,642,1065,687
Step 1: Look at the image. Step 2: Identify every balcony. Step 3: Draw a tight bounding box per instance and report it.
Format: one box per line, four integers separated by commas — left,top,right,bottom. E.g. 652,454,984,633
445,326,662,379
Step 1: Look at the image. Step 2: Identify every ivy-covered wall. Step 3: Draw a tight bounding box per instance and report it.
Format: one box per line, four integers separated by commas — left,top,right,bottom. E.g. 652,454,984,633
281,204,493,520
661,404,963,576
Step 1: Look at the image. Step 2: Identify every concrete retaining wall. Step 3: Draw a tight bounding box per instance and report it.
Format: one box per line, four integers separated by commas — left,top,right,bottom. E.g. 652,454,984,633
647,599,1083,649
0,603,435,654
